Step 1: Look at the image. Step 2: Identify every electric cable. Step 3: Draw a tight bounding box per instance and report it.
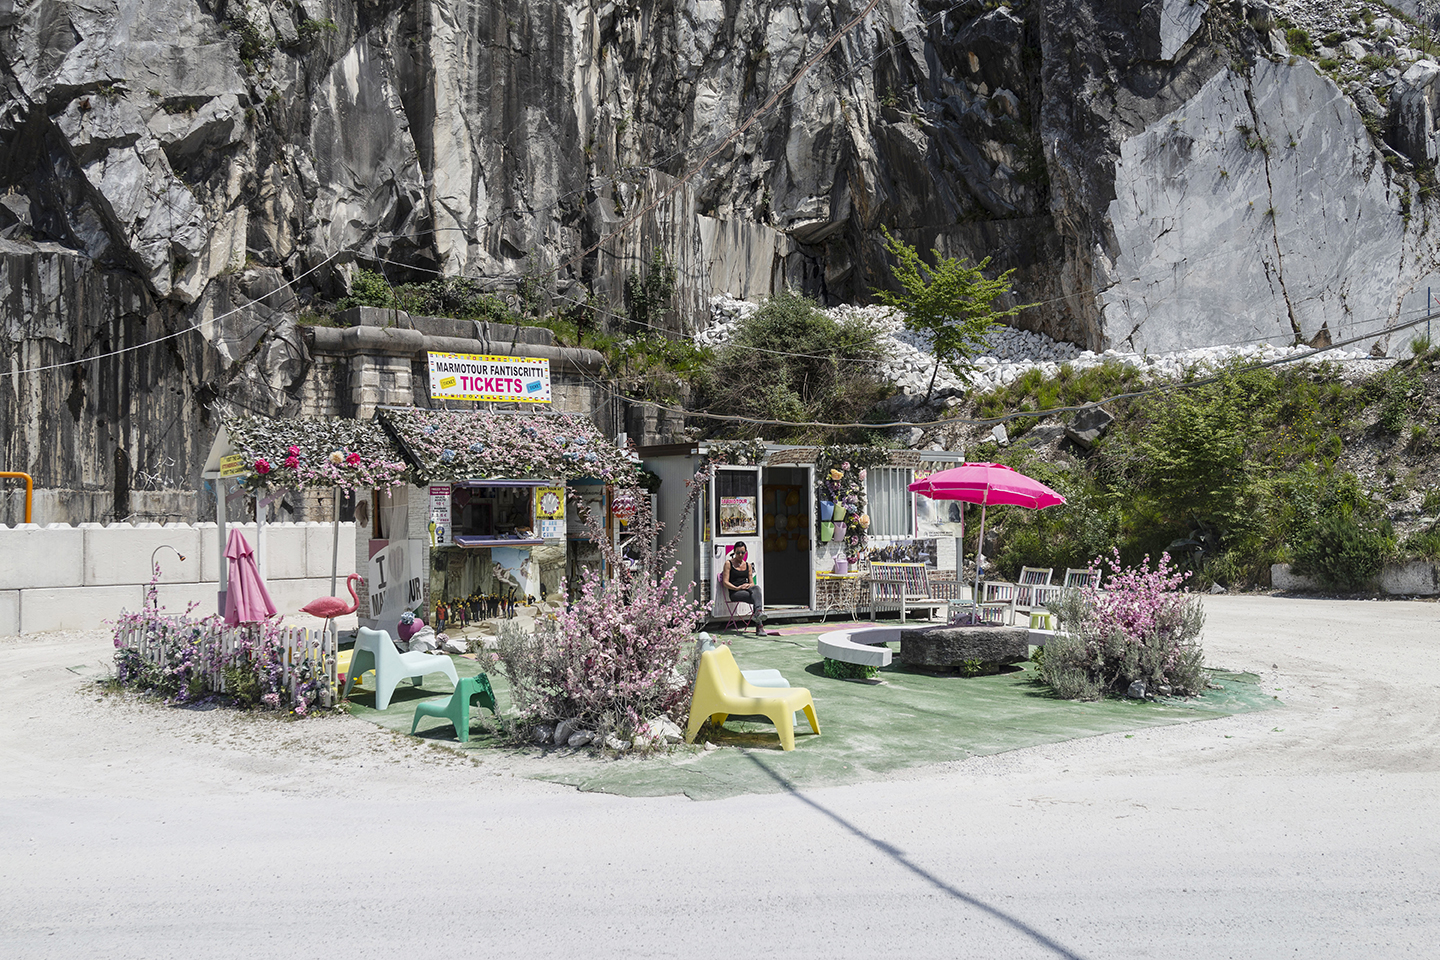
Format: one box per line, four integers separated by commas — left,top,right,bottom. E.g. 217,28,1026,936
0,251,341,379
366,250,1428,369
1,0,886,381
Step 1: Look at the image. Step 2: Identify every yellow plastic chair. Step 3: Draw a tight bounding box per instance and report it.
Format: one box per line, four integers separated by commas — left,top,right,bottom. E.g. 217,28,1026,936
684,646,819,751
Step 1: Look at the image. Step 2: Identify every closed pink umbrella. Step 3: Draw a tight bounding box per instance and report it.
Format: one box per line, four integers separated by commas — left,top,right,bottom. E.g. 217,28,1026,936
909,463,1066,600
224,528,277,625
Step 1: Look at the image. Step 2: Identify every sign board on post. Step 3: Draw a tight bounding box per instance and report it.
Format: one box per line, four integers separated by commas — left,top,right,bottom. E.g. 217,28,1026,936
427,352,551,403
428,485,452,523
428,484,452,547
219,454,245,478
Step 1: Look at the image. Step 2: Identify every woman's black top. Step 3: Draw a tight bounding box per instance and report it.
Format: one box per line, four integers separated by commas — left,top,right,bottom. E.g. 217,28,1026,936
728,558,752,590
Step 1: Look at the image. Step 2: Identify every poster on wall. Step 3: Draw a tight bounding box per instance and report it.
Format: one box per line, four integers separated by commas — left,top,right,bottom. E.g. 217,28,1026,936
915,490,967,539
535,486,565,540
491,546,536,600
427,352,551,403
719,496,758,536
566,487,606,537
365,539,427,636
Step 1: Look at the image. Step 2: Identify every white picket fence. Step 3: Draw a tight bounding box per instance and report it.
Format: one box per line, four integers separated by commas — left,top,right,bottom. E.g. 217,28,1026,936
115,619,339,708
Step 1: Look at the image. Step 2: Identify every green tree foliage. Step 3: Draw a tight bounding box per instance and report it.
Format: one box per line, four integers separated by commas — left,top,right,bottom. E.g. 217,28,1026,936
1290,509,1395,591
975,361,1398,589
873,227,1030,399
699,290,889,443
624,247,678,330
337,269,519,324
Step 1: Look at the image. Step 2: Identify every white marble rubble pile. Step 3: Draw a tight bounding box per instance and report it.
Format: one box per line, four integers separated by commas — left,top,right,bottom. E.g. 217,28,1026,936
699,297,1393,395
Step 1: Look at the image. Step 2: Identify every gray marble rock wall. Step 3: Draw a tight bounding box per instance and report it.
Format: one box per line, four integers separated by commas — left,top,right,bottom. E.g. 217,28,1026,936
7,0,1440,519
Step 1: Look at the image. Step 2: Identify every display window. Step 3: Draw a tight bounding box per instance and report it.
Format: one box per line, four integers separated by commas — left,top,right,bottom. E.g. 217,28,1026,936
449,480,547,546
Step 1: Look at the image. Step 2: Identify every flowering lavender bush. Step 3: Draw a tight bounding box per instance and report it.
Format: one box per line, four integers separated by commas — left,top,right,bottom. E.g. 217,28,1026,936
1039,549,1207,700
112,601,333,717
113,607,217,703
494,479,707,742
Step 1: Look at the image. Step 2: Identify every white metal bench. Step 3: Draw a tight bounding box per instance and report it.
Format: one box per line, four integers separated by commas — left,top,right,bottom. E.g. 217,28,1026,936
867,562,948,623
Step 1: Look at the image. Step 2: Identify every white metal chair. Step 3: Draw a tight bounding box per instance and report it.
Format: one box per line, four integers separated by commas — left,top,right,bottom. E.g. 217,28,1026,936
1063,567,1100,590
342,626,459,711
979,581,1017,625
1014,567,1054,621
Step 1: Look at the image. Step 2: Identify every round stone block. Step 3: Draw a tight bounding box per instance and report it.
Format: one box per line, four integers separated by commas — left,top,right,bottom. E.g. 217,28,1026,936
898,624,1031,670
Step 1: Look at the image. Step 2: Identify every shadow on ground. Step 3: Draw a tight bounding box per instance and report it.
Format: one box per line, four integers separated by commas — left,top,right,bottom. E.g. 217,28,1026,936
344,625,1274,801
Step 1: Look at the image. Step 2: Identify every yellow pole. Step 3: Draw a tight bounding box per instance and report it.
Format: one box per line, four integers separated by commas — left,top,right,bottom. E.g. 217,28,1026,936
0,472,33,523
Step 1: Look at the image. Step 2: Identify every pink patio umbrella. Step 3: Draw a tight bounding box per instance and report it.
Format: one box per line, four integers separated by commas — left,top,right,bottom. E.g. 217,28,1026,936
908,463,1066,601
224,528,277,625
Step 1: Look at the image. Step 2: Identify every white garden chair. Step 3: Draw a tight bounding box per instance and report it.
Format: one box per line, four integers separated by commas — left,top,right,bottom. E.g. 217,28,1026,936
342,626,459,711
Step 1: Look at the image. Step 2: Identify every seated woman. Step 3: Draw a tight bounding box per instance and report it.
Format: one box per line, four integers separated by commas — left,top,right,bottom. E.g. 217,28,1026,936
722,542,766,635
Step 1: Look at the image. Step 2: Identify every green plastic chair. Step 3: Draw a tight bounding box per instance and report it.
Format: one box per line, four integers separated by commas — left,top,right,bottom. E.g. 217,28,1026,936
410,674,498,743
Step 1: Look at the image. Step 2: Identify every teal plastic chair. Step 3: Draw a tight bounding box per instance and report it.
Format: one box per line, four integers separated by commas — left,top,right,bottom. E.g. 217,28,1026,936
342,626,459,711
410,674,499,743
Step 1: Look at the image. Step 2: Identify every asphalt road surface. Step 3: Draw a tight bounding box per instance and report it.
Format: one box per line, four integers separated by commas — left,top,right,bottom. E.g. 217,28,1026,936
2,594,1437,958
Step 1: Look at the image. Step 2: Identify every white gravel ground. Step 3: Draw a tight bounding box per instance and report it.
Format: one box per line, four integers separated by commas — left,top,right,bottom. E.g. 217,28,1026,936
2,594,1438,958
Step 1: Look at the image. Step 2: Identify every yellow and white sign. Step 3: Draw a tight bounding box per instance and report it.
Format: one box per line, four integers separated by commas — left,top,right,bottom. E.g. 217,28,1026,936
427,352,551,403
219,454,246,478
536,486,565,539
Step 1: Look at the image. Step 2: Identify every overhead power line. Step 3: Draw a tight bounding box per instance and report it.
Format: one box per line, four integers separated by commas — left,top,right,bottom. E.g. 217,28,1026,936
365,250,1423,368
0,253,340,380
0,0,885,382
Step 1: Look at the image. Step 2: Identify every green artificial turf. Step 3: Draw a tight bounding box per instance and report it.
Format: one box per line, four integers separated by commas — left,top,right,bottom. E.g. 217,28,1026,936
344,627,1275,801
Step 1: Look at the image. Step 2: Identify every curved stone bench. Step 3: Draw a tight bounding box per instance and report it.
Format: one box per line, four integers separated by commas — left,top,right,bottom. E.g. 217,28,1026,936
817,626,899,668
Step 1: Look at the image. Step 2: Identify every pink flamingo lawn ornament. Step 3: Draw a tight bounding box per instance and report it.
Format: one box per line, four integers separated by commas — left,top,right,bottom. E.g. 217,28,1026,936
302,573,363,631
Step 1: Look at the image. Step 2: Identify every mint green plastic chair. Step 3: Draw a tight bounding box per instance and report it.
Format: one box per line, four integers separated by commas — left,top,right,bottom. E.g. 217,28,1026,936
410,674,498,743
342,626,459,711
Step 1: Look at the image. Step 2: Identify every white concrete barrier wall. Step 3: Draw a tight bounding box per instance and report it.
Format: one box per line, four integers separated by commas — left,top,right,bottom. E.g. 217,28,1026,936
0,590,18,637
0,521,356,635
0,524,84,589
1272,561,1440,595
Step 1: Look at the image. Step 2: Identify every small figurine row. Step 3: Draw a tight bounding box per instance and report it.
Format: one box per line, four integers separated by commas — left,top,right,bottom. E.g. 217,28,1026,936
433,589,538,630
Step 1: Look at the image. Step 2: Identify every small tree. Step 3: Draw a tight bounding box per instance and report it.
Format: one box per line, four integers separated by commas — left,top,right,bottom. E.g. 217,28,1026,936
624,247,678,330
699,290,888,442
873,226,1030,399
493,478,709,743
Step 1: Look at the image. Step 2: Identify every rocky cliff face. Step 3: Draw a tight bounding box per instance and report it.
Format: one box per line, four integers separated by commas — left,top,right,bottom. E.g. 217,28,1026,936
4,0,1440,520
